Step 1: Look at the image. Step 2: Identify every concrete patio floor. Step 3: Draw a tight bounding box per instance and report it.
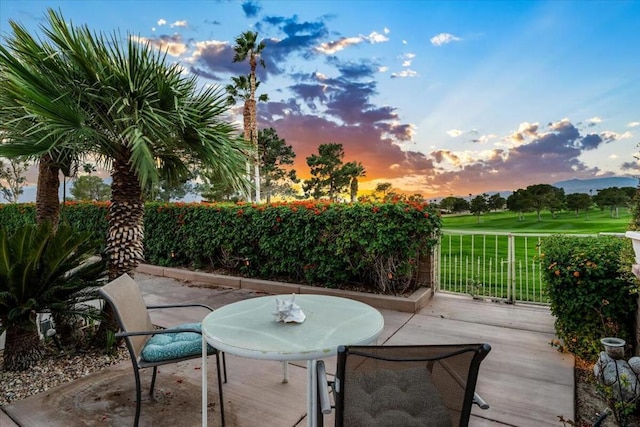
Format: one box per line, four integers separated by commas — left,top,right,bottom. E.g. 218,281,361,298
2,272,574,426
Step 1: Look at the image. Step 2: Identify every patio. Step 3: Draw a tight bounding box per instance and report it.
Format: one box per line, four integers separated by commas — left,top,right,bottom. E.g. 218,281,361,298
1,272,574,426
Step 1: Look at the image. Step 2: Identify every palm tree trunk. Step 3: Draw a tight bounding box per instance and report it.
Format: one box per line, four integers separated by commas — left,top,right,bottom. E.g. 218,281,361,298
107,155,144,280
243,102,252,202
3,322,45,371
248,98,260,202
95,153,144,349
248,60,260,203
36,153,61,226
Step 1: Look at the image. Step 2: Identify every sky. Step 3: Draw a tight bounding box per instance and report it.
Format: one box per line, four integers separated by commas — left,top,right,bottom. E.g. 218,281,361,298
1,0,639,199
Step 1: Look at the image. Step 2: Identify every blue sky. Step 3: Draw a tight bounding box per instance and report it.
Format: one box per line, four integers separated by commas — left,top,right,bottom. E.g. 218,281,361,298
1,0,639,198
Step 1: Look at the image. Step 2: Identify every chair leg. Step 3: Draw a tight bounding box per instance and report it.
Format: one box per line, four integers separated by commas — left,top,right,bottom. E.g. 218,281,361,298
216,352,225,426
149,366,158,398
133,365,143,427
222,352,227,383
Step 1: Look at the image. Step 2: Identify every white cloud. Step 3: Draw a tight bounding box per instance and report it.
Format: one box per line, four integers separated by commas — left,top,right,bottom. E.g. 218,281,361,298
189,40,227,61
446,129,463,137
390,69,418,78
402,40,407,45
628,121,640,128
384,27,390,34
587,116,602,124
601,130,633,141
316,28,389,54
401,52,415,67
430,32,462,46
130,35,188,57
315,36,363,54
378,66,389,72
366,31,389,43
170,20,188,28
157,19,167,26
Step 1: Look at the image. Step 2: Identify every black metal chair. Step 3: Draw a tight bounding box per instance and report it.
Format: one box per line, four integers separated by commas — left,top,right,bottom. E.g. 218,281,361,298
98,273,227,426
317,343,491,426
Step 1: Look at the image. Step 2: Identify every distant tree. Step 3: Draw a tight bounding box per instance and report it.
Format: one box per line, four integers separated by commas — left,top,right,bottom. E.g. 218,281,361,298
344,161,366,203
196,167,244,202
487,193,506,211
525,184,564,221
233,31,267,202
407,193,425,203
621,186,637,206
303,143,353,201
0,157,29,203
565,193,592,216
593,187,630,218
547,187,566,219
258,128,298,203
469,194,489,222
439,196,469,213
144,179,194,202
373,182,393,201
226,74,268,202
506,189,530,221
70,175,111,201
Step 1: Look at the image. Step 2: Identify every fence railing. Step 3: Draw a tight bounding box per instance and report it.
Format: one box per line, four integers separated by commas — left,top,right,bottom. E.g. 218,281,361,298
434,230,624,304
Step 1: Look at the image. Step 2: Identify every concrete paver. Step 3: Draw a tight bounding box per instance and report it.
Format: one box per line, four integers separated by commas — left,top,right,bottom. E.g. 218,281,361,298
2,272,573,426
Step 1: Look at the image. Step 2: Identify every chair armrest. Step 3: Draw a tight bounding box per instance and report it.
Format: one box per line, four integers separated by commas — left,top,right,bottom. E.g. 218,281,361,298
116,327,202,338
146,303,213,311
317,360,332,415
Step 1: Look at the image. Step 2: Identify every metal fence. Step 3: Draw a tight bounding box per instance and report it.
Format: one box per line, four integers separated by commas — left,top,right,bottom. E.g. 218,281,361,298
434,231,623,304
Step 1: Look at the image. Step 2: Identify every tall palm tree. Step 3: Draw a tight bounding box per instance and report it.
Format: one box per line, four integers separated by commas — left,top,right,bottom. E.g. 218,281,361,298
347,162,366,203
0,9,250,280
233,31,266,203
225,74,268,201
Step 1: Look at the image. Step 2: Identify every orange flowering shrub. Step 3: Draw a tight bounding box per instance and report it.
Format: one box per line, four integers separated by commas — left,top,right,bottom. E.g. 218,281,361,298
540,235,636,360
0,200,442,294
145,200,441,293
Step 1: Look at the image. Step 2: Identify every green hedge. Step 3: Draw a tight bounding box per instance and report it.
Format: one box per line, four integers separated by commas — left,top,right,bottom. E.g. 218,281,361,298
540,234,637,360
0,200,441,293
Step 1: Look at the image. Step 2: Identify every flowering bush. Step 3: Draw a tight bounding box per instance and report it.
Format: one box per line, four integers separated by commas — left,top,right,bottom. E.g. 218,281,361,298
145,200,441,293
0,200,441,294
540,234,636,360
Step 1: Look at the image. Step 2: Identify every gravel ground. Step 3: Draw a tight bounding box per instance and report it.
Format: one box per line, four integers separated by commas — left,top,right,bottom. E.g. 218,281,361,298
0,345,129,406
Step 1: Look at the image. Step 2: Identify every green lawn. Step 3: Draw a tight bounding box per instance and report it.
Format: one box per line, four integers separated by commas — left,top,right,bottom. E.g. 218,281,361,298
437,208,632,302
441,208,631,234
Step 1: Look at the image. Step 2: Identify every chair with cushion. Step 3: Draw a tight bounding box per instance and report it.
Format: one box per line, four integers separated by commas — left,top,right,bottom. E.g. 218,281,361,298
98,273,227,427
317,343,491,427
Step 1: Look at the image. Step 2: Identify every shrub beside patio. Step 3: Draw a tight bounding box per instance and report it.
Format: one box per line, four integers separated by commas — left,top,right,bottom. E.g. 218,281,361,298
0,200,441,295
540,234,636,361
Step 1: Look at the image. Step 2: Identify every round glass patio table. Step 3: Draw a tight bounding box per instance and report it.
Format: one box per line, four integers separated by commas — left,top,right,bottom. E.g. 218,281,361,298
201,294,384,427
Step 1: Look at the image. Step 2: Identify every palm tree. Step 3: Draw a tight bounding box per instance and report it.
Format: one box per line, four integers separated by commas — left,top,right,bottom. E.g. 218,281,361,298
233,31,266,203
226,74,268,202
0,9,250,280
346,162,366,203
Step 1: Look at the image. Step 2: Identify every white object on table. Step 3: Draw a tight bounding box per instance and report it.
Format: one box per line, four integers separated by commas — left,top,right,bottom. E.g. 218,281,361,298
201,294,384,427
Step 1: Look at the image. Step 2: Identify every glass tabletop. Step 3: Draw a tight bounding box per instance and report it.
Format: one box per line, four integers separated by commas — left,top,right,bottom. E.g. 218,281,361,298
201,294,384,361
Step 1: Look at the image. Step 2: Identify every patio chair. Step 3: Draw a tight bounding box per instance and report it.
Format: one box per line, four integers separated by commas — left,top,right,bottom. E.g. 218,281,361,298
317,343,491,426
98,273,227,427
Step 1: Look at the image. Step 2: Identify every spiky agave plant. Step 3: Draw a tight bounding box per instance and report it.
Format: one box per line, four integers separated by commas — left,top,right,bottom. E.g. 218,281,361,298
0,222,106,371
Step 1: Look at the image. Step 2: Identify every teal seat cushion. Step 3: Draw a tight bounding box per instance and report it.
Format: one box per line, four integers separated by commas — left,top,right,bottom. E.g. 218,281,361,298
141,323,215,362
